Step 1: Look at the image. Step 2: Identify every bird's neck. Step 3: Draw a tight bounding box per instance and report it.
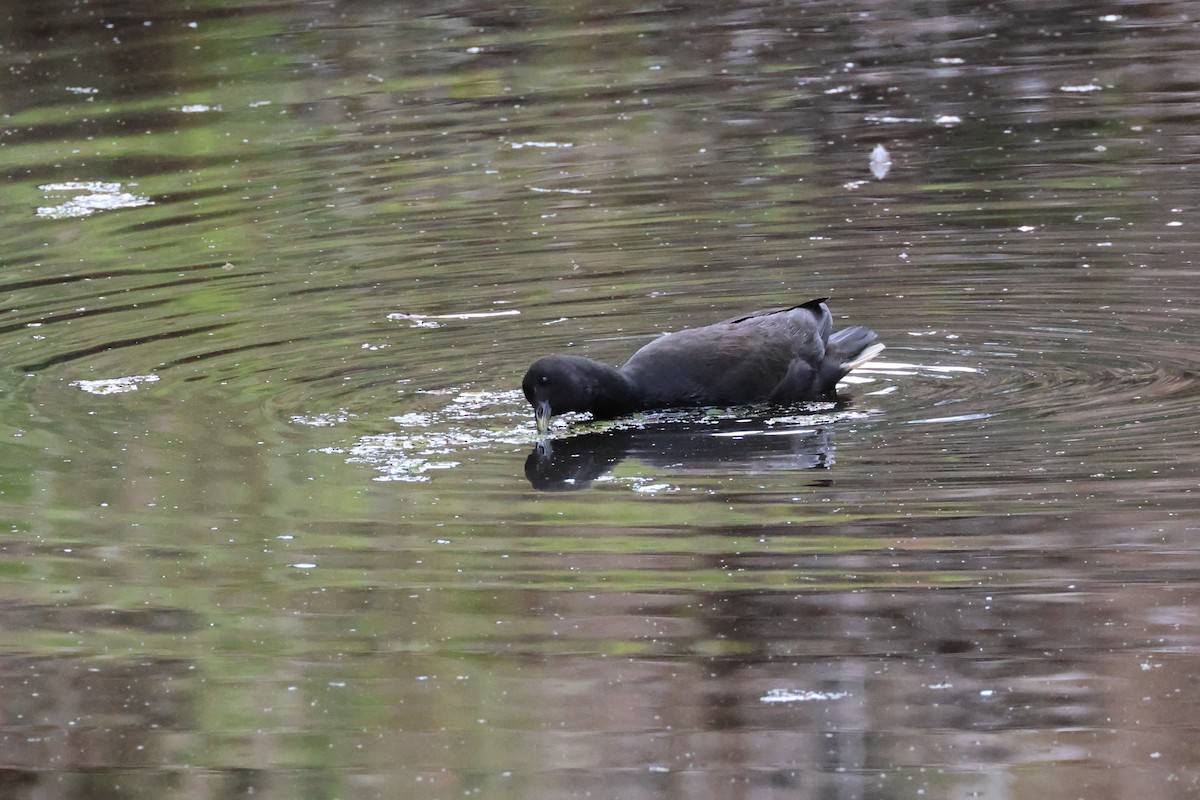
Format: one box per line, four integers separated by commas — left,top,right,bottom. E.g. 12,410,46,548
580,360,642,418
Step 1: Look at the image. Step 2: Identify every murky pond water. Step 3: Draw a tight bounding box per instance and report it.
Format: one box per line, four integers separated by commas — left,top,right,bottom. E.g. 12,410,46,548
2,1,1200,797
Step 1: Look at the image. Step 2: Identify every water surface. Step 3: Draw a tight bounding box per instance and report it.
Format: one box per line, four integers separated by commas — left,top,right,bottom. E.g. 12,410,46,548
1,1,1199,798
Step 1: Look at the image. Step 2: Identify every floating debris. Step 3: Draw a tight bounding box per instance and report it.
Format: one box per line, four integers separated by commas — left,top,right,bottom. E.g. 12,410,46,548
870,143,892,180
388,309,520,329
331,390,529,482
36,181,153,219
72,374,160,395
906,412,993,425
291,409,356,427
509,141,573,149
760,689,852,704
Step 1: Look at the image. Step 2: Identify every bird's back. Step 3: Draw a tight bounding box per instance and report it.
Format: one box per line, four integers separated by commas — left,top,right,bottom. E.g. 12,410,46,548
619,299,839,408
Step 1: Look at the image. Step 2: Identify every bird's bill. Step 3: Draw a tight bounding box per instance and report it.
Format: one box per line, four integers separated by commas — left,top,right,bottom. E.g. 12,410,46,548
535,400,552,433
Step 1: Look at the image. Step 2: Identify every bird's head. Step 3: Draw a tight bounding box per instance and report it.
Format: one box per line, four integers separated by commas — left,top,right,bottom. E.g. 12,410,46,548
522,355,604,433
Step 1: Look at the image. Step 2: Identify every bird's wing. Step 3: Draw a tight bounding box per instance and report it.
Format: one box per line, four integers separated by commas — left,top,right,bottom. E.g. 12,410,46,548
620,312,828,407
718,297,829,329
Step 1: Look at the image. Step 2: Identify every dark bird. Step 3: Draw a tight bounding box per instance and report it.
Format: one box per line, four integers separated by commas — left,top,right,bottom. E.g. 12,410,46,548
522,298,883,432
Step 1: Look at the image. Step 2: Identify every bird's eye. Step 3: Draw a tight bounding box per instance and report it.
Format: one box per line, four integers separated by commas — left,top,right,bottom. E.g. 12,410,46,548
539,375,550,385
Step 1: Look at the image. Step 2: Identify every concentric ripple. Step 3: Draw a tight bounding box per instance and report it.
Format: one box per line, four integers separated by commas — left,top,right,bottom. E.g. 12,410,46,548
842,305,1200,508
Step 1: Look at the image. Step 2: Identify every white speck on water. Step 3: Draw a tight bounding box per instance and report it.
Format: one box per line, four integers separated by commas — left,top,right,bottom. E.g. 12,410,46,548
291,409,355,427
37,181,153,219
761,688,851,703
633,482,677,494
72,374,159,395
906,412,992,425
291,563,317,570
935,114,962,125
1060,84,1102,93
870,143,891,180
389,310,520,325
509,140,573,149
180,104,222,113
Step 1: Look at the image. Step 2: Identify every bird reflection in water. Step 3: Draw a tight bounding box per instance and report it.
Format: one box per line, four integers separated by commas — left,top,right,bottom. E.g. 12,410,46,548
524,413,843,491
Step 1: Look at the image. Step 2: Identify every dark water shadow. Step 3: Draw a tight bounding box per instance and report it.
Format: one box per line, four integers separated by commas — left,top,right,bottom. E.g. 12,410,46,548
525,413,844,491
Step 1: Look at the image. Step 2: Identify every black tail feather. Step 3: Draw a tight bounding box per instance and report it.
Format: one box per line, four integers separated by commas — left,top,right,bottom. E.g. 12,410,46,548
822,325,884,387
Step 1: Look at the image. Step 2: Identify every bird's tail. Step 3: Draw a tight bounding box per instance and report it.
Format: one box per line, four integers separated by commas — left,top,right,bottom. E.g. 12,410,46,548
822,326,884,385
